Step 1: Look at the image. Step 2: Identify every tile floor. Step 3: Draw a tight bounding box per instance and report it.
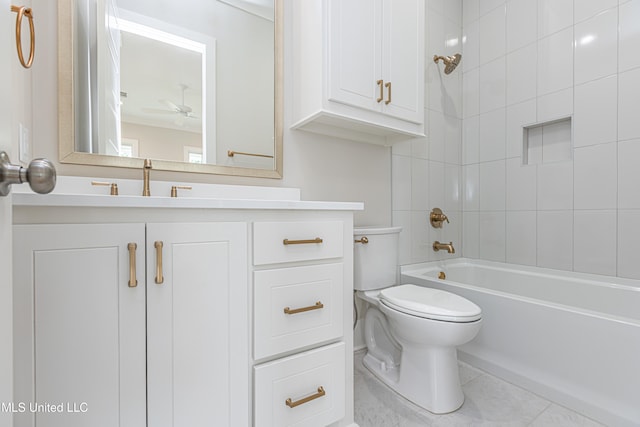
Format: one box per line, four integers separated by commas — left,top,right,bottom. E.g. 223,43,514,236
354,350,605,427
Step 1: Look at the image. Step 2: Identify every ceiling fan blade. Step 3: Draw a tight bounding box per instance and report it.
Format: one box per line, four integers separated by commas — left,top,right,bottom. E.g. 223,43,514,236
141,107,179,115
160,99,180,111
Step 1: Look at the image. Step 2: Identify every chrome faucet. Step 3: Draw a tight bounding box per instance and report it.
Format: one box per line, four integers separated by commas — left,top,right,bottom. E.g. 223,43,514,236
142,159,152,196
433,241,455,254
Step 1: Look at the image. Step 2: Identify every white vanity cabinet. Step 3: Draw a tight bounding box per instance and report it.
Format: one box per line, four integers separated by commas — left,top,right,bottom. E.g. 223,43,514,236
291,0,425,145
13,221,249,427
12,193,359,427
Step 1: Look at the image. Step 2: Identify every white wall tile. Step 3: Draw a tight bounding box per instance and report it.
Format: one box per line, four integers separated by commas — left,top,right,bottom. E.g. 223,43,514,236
412,137,429,159
574,0,617,24
618,139,640,209
574,75,618,148
619,68,640,141
506,0,537,53
445,164,461,211
506,99,536,158
537,161,573,210
479,0,505,17
463,0,480,25
479,211,506,261
537,210,573,271
506,44,537,106
506,211,537,266
618,210,640,279
411,158,429,211
537,88,573,123
479,108,506,162
462,20,480,72
463,68,480,118
411,211,431,262
445,115,462,164
463,116,479,164
429,161,446,208
479,5,506,64
537,28,573,96
574,8,618,85
392,138,413,156
393,210,413,265
573,210,617,276
574,142,617,210
619,0,640,73
463,211,480,258
392,155,412,210
526,126,543,165
538,0,573,38
429,110,446,161
506,158,537,210
479,160,506,211
541,120,572,163
463,164,480,211
479,57,506,113
444,0,463,26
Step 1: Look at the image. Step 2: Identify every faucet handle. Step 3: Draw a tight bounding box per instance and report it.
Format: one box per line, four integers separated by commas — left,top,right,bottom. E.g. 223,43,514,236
171,185,192,198
92,181,119,196
430,207,449,228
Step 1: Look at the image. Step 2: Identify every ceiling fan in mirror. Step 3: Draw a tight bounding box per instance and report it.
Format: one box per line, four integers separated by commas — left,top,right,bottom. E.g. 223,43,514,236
141,83,199,126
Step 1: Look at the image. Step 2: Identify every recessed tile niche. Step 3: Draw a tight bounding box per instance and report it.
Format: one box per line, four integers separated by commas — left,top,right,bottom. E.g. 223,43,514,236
523,117,572,165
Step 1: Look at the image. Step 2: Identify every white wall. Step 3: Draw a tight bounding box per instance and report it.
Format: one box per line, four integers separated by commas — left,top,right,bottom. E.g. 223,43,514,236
30,0,391,227
392,0,464,266
461,0,640,280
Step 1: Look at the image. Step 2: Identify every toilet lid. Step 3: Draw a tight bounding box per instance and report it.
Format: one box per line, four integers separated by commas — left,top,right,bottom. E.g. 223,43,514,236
379,284,482,322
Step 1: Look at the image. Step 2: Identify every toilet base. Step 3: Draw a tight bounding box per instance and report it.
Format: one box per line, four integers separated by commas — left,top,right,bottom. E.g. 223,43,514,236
362,345,465,414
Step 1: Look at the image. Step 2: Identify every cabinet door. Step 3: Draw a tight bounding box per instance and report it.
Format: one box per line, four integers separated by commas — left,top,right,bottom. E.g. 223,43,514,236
328,0,383,112
381,0,425,123
146,222,248,427
13,224,146,427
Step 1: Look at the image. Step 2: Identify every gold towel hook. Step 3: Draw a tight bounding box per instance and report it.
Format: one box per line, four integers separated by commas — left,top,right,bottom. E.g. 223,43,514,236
10,5,35,69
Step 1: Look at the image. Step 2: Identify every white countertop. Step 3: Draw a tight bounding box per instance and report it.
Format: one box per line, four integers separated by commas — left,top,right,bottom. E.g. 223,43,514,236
12,177,364,211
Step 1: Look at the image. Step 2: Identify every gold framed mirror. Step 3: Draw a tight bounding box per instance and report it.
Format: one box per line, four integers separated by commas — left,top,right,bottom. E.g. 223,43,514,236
58,0,283,179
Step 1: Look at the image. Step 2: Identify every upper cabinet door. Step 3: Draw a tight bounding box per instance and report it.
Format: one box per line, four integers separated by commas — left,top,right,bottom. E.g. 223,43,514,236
13,223,147,427
328,0,383,112
381,0,425,123
146,222,248,427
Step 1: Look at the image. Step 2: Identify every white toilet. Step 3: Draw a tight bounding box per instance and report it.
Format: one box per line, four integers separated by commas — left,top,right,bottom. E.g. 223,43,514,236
354,226,482,414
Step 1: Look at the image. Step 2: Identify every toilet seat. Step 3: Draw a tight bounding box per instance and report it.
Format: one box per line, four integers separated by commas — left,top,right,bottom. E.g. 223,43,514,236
380,284,482,323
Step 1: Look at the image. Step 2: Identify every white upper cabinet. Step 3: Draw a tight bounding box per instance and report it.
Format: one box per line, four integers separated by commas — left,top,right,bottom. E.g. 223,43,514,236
291,0,425,145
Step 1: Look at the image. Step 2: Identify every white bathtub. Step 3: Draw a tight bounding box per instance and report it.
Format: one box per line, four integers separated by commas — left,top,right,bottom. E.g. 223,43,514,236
401,259,640,427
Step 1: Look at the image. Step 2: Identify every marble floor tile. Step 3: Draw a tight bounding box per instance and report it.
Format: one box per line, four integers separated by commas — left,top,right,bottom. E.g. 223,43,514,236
354,350,604,427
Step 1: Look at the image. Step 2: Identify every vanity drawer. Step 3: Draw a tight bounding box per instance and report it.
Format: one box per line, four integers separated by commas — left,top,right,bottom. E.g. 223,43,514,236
254,342,345,427
254,263,343,360
253,221,343,265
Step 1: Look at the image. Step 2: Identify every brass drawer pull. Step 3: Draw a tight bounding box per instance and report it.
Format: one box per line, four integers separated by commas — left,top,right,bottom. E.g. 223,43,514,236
385,81,392,105
127,243,137,287
285,386,325,408
282,237,323,245
154,241,164,284
354,237,368,244
376,79,384,103
283,301,324,315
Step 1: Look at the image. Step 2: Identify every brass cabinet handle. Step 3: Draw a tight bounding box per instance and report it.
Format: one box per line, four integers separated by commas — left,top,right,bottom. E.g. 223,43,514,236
376,79,384,103
285,386,325,408
283,301,324,315
154,241,164,284
385,81,392,105
127,243,138,287
354,237,369,244
282,237,323,245
10,5,35,69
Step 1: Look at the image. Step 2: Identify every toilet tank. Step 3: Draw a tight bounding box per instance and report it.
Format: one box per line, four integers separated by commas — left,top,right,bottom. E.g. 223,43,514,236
354,226,402,291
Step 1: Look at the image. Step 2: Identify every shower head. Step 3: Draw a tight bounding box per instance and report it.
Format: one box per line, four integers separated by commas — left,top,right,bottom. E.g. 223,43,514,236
433,53,462,74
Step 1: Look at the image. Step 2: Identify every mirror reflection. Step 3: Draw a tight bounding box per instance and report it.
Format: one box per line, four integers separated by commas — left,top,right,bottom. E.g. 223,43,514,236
66,0,280,175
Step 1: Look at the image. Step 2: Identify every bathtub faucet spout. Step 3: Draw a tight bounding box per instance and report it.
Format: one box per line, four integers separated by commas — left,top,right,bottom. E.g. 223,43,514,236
433,241,455,254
